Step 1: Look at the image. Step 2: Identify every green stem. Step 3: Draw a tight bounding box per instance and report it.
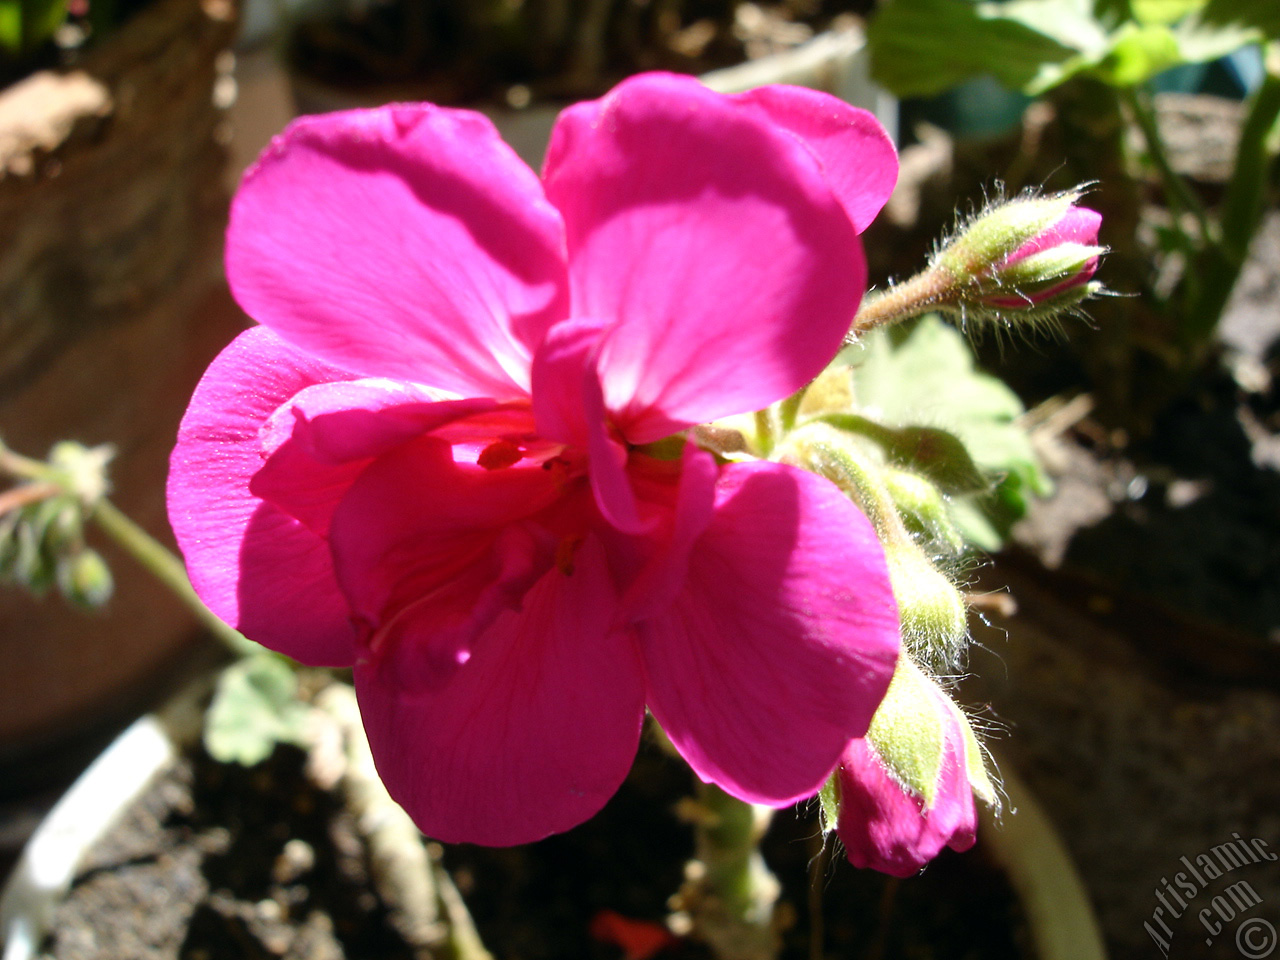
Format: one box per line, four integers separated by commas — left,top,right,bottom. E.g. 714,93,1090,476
775,388,807,435
1176,47,1280,358
847,270,952,340
753,408,778,457
680,783,781,960
1220,47,1280,262
90,498,261,659
1121,85,1216,249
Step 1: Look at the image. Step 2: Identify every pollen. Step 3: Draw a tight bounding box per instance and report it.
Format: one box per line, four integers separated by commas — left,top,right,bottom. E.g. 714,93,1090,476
478,439,523,470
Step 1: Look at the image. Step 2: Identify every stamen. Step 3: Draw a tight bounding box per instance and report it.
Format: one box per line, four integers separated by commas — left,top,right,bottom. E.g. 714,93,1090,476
478,439,523,470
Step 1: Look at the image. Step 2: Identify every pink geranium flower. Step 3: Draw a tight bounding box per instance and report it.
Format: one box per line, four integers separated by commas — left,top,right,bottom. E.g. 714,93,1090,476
168,73,902,845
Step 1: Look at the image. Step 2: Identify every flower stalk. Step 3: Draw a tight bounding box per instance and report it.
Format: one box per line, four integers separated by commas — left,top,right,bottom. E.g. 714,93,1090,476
675,782,782,960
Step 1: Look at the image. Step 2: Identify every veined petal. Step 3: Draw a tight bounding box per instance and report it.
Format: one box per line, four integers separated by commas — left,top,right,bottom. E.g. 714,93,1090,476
730,85,898,234
227,105,569,399
328,434,585,687
167,327,359,665
639,460,899,805
354,537,646,845
543,72,864,444
252,381,518,536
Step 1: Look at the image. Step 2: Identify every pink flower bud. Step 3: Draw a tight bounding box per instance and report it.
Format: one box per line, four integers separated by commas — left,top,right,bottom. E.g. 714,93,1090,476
980,205,1103,309
831,660,994,877
929,193,1105,324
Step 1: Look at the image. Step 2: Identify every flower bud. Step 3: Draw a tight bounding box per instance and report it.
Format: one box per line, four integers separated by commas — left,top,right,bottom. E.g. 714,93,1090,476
884,542,967,663
57,548,114,609
829,657,995,878
881,467,965,556
934,193,1105,324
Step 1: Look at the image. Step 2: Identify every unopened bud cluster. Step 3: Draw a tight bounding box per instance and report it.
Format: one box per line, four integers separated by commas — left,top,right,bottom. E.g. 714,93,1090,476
0,441,115,609
847,188,1106,339
765,360,1004,876
932,191,1105,328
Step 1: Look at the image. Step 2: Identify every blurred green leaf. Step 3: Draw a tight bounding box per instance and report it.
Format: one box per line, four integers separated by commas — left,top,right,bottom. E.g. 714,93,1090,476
868,0,1259,99
1132,0,1205,26
0,0,68,57
204,654,311,766
867,0,1078,98
0,1,22,53
1201,0,1280,39
844,316,1051,549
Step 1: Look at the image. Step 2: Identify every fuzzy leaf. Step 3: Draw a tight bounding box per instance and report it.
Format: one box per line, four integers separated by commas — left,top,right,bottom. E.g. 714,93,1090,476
845,316,1050,549
806,412,987,494
204,654,311,766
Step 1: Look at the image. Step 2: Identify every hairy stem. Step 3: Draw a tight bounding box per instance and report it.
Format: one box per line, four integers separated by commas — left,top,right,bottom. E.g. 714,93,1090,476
678,782,782,960
847,270,952,340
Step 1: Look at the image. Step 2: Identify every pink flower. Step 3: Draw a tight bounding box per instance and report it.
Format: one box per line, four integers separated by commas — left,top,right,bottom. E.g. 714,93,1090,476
168,73,902,845
834,675,988,878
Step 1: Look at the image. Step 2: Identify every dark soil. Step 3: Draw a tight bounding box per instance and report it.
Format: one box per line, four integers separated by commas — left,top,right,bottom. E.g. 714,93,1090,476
41,730,1027,960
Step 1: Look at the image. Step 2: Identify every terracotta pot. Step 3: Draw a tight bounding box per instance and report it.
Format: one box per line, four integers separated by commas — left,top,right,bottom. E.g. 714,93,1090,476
0,0,242,773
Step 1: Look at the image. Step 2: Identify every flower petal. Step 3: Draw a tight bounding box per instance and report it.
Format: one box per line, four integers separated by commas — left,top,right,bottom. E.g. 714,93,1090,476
251,381,510,536
730,85,898,233
328,434,584,687
531,317,646,534
543,72,865,443
638,460,900,805
354,536,646,845
167,327,359,665
227,105,569,399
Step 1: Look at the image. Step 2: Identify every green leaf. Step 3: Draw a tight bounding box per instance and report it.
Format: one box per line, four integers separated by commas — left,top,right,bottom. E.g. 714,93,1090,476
868,0,1258,99
0,0,22,53
805,413,987,494
845,316,1051,549
204,654,311,766
1132,0,1205,26
866,0,1079,98
1201,0,1280,40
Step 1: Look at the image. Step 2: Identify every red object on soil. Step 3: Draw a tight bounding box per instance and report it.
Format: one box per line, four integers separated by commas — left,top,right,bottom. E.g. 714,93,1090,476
589,908,679,960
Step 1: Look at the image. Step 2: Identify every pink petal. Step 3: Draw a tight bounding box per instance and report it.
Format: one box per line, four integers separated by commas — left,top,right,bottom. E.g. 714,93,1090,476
730,85,898,233
167,327,359,665
543,73,865,444
638,460,900,805
618,443,718,622
227,105,570,400
251,380,512,536
328,434,588,688
353,536,646,845
1004,205,1103,265
836,722,977,878
531,317,646,534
